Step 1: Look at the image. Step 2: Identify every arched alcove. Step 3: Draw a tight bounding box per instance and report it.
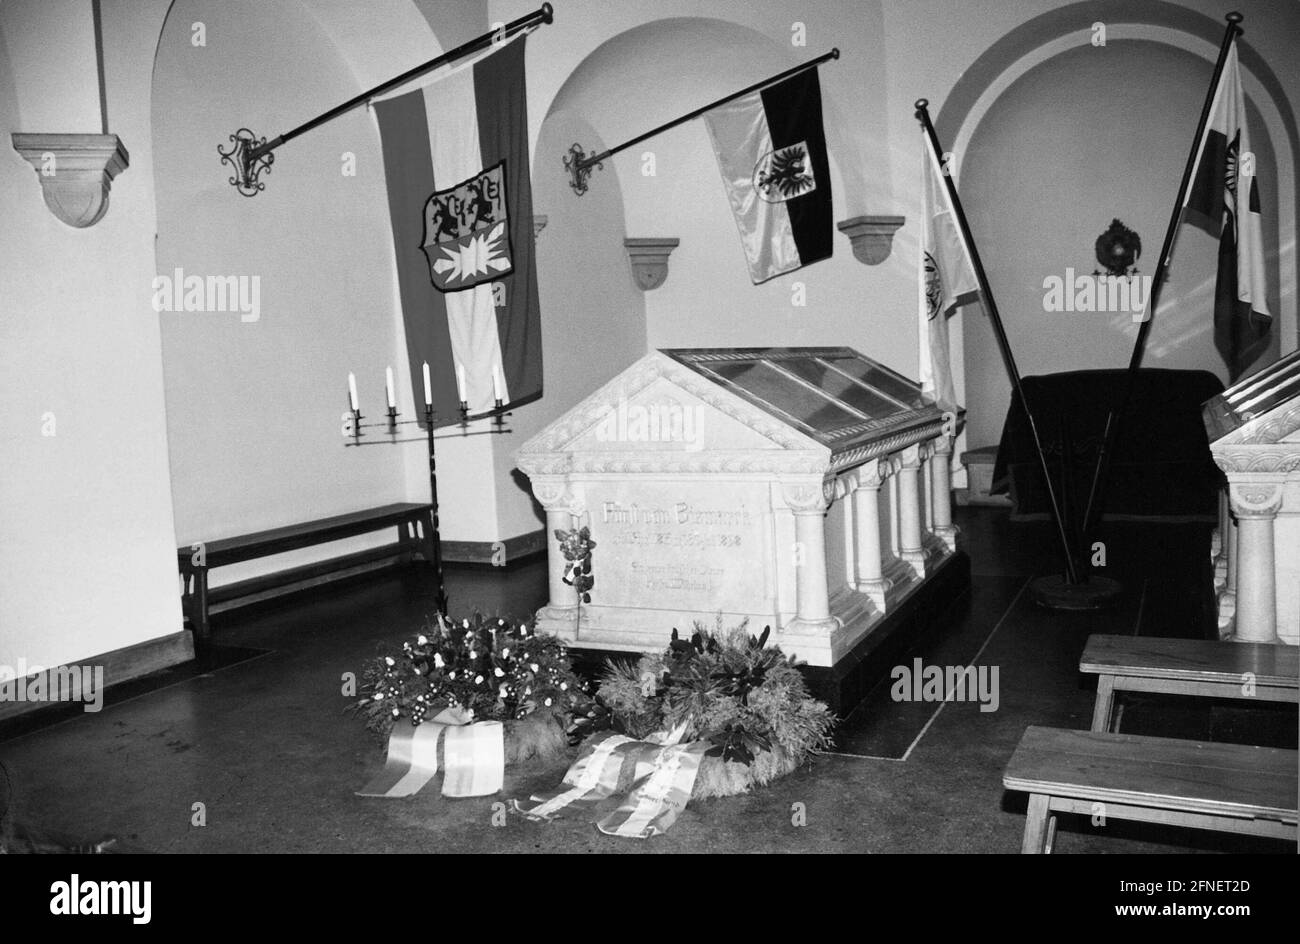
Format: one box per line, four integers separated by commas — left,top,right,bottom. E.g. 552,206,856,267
150,0,482,582
958,39,1282,450
527,16,880,365
934,2,1297,452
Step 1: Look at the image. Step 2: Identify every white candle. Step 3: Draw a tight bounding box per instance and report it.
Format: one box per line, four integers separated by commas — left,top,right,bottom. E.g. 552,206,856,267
455,361,467,404
422,361,432,407
492,363,504,403
348,372,359,412
386,366,396,409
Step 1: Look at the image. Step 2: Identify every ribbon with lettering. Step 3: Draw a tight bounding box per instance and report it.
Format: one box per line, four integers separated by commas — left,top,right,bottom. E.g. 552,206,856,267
357,706,504,798
514,725,706,837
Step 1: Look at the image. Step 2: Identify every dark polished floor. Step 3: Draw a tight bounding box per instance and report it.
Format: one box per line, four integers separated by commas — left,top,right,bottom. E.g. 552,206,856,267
0,507,1293,853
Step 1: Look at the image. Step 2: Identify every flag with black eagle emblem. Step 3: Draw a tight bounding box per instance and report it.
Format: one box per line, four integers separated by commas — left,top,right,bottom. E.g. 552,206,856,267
703,68,833,284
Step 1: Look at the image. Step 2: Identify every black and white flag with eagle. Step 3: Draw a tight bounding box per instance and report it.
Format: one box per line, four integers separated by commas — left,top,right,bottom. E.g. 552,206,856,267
703,68,833,284
1183,41,1271,379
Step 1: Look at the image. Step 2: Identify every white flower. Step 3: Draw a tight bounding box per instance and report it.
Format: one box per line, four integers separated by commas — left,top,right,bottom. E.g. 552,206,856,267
499,685,509,697
494,667,505,678
475,675,484,685
434,653,445,668
560,683,568,691
417,635,428,645
544,697,553,707
462,619,470,629
502,648,510,658
385,656,395,667
530,663,539,673
498,619,505,626
468,650,477,659
392,708,400,716
373,692,384,700
524,687,531,696
449,671,456,680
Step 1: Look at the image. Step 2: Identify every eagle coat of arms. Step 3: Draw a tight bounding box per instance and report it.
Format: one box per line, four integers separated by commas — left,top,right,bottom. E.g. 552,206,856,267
753,141,817,203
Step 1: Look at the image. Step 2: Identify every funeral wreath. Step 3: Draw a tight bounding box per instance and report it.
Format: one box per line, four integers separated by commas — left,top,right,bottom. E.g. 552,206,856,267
351,612,585,764
594,617,836,798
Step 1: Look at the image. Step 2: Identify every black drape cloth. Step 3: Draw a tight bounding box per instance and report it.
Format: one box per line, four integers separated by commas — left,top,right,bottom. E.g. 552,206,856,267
991,369,1224,520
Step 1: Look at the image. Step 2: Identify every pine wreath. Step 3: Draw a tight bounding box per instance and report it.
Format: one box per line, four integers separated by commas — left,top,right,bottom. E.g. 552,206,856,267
594,616,835,798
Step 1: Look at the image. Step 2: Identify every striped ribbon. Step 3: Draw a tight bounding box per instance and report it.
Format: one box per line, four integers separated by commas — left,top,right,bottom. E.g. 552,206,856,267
357,708,504,798
515,730,707,838
597,742,705,839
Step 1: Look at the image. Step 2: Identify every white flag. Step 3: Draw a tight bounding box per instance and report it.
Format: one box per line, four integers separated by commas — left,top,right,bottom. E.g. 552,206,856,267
918,138,979,411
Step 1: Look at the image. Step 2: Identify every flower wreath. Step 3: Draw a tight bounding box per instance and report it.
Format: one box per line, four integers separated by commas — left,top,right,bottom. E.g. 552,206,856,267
594,617,835,798
351,613,588,764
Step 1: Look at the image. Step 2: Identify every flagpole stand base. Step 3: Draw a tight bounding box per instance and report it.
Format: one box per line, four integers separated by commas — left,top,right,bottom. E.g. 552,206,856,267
1029,574,1123,611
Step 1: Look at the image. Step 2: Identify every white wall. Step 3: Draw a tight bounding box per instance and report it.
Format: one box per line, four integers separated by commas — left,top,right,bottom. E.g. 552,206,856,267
0,0,182,669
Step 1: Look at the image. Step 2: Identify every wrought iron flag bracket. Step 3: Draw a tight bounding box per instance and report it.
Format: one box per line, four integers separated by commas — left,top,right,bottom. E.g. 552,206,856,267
219,3,554,197
219,129,275,197
564,143,602,196
565,47,839,196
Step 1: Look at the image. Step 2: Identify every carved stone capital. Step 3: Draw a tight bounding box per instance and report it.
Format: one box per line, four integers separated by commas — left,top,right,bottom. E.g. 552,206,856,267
531,478,584,516
932,434,955,457
836,215,905,265
822,474,852,505
1228,479,1284,518
12,133,129,228
852,458,888,489
897,443,923,471
780,479,829,514
625,237,680,291
1212,445,1300,475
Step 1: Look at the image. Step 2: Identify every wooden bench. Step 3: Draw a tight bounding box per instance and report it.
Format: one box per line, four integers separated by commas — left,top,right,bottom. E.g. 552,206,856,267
178,502,435,640
1004,726,1297,853
1081,634,1300,733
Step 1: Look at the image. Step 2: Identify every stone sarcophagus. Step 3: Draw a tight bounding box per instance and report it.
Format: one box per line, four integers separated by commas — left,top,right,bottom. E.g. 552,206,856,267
516,348,969,704
1204,349,1300,645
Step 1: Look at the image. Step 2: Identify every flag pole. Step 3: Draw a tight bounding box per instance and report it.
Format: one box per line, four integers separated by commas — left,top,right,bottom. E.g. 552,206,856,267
565,48,839,195
1078,11,1244,541
915,98,1081,586
220,3,555,196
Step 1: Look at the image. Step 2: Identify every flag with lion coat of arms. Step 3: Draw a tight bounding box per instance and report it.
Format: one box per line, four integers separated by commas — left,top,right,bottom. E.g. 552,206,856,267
373,33,542,419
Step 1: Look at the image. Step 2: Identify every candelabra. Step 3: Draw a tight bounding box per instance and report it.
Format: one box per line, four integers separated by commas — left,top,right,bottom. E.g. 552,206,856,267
344,376,512,616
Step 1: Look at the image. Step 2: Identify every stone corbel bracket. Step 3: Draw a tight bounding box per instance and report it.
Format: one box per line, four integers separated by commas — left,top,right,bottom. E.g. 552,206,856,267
837,215,905,265
12,133,129,229
625,237,680,291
